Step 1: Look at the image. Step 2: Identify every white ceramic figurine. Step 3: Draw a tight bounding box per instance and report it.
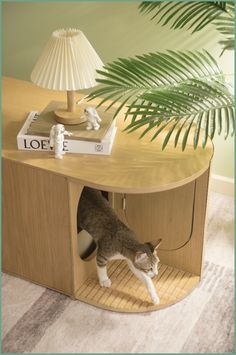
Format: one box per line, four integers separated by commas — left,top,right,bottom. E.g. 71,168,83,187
49,124,72,159
84,107,102,131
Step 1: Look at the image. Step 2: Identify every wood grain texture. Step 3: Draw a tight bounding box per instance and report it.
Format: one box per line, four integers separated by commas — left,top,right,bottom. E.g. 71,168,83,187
67,91,75,112
75,261,200,313
2,159,73,295
54,107,85,125
112,180,195,250
157,169,210,275
2,76,213,193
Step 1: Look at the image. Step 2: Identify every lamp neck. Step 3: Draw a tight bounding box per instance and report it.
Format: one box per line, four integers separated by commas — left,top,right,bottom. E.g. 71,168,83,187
67,91,75,112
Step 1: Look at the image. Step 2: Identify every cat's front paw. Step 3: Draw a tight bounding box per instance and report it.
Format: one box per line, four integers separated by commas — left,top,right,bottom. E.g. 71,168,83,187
151,295,160,305
100,278,112,288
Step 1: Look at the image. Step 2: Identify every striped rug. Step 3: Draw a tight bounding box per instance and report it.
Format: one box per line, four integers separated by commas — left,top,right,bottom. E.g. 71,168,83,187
2,261,234,353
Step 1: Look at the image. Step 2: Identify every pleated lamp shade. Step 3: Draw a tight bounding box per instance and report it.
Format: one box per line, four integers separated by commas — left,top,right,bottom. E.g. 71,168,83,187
31,28,104,91
31,28,104,124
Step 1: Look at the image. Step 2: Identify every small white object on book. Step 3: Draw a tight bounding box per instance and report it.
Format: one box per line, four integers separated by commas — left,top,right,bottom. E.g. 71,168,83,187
49,124,73,159
84,107,102,131
17,111,117,155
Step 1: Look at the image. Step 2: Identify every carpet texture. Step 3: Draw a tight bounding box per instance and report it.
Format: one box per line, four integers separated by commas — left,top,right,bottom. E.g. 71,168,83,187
2,191,234,353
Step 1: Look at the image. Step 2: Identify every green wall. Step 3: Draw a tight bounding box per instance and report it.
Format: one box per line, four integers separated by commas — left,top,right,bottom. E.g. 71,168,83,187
2,1,234,178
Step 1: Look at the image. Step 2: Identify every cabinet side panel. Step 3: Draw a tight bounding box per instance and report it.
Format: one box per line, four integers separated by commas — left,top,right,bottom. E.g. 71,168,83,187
2,159,73,295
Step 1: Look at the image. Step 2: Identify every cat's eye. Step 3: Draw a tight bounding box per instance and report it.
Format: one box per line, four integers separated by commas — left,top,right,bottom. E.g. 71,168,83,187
145,267,154,273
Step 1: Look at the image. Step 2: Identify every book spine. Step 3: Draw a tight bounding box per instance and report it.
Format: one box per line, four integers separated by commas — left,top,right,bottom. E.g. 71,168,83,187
17,129,117,155
17,136,115,154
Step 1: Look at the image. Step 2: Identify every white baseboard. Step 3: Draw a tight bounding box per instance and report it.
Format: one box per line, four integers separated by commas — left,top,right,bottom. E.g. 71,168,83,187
210,174,234,197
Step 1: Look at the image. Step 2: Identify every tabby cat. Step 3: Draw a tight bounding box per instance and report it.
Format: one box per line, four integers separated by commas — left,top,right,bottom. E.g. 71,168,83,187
77,187,162,304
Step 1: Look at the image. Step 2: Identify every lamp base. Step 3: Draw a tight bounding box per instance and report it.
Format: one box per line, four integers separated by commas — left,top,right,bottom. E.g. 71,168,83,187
54,107,85,125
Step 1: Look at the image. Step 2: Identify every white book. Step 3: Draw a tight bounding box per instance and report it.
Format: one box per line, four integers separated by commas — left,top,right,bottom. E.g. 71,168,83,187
17,111,117,155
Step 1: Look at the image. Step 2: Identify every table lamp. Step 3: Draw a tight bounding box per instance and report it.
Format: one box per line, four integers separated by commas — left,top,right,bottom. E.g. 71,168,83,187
31,28,104,125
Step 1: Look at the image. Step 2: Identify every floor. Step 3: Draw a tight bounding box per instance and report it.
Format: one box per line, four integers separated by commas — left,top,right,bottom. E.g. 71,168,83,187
2,191,234,353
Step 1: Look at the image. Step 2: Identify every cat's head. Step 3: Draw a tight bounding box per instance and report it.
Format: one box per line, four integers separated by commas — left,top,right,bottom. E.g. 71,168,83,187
134,239,162,278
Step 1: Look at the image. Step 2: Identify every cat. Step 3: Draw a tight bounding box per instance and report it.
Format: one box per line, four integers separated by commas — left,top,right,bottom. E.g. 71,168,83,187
77,187,162,304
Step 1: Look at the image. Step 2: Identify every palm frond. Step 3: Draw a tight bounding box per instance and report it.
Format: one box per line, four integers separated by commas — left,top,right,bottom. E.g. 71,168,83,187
88,50,234,150
125,79,234,149
213,3,235,54
219,38,234,55
138,1,230,33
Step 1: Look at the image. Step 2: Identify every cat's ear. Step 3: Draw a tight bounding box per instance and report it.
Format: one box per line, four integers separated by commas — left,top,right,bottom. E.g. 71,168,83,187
147,238,162,252
134,252,148,263
154,238,162,250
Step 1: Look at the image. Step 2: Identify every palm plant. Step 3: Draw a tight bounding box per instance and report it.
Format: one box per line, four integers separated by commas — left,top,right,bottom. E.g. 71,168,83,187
139,1,234,54
88,1,235,150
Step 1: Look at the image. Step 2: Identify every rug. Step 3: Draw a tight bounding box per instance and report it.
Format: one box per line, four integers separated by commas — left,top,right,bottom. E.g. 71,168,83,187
2,261,234,354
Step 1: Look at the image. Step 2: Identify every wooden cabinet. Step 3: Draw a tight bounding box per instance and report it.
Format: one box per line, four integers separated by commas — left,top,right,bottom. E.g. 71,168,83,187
2,77,213,312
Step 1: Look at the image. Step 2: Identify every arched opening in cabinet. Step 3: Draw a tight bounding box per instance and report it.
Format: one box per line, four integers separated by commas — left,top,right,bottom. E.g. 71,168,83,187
71,174,207,312
77,188,109,261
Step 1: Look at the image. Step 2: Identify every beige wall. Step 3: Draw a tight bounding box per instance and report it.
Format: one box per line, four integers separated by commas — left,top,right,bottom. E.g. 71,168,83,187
3,2,234,178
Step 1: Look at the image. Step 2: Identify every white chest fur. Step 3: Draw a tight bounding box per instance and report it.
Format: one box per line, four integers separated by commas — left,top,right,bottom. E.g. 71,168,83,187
110,253,127,261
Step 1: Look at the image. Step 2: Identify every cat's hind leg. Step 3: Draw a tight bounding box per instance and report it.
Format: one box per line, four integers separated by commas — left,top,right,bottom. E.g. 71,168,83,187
96,254,111,288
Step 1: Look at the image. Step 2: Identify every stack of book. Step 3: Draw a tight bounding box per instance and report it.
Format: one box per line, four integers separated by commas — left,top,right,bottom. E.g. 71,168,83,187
17,101,117,155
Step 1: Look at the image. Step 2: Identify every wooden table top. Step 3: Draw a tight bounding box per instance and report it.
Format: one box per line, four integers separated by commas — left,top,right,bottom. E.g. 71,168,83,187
2,77,213,193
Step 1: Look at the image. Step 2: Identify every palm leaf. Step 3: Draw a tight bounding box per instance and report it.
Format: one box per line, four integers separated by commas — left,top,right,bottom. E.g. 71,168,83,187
193,112,204,149
202,111,210,148
209,109,216,140
213,3,235,54
88,50,234,150
174,118,189,147
127,80,234,149
218,39,234,55
182,116,196,150
138,1,229,33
